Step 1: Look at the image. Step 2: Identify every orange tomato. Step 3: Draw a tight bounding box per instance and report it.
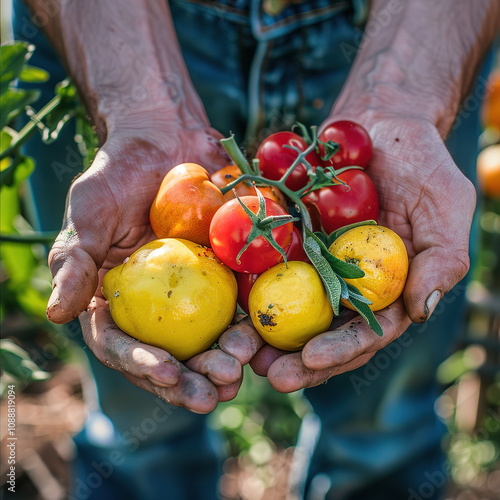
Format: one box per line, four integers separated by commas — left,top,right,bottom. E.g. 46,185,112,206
482,70,500,131
210,165,288,210
477,144,500,199
150,163,226,247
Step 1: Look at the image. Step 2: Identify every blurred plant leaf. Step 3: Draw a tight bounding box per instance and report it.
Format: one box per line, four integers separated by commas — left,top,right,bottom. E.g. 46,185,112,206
0,88,40,129
18,65,50,84
75,114,99,168
55,79,78,99
0,41,33,95
39,80,80,144
0,153,35,187
0,339,51,385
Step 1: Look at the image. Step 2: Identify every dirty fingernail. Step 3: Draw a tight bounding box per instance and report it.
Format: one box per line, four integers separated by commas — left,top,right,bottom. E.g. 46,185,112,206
47,287,59,309
147,375,177,388
424,290,441,320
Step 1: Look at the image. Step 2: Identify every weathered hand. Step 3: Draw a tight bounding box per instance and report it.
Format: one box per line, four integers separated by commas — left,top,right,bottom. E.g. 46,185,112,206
46,129,248,413
245,117,476,392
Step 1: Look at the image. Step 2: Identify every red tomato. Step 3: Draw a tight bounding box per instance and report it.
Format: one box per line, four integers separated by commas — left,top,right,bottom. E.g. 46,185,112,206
319,120,372,169
235,226,309,313
255,131,323,191
303,169,379,234
236,272,260,314
286,226,310,263
209,195,293,273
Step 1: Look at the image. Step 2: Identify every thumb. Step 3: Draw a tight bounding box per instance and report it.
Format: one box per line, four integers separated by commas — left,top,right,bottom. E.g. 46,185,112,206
403,246,470,324
47,223,107,324
47,174,114,323
47,244,98,324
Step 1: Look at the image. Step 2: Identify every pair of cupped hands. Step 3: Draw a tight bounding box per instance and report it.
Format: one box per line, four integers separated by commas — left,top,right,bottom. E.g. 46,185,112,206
46,113,475,414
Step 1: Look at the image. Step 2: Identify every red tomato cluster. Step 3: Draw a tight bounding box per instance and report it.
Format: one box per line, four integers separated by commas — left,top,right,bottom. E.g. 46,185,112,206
256,120,379,233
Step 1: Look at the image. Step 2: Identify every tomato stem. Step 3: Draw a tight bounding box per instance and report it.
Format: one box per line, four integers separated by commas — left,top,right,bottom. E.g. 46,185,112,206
219,135,317,234
279,126,319,185
220,135,255,176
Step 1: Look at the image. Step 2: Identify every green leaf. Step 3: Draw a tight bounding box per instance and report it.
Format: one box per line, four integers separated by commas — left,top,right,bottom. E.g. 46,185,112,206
324,251,365,279
0,129,14,152
344,286,384,336
0,88,40,129
338,275,350,300
0,339,51,383
327,220,378,246
55,78,78,99
0,42,33,95
0,155,35,187
306,228,365,279
18,65,50,84
313,231,328,245
304,236,341,315
0,231,58,244
303,165,347,195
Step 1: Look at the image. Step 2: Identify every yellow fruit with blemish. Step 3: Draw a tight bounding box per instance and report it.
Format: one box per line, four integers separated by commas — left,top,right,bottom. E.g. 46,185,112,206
102,238,237,360
248,261,333,351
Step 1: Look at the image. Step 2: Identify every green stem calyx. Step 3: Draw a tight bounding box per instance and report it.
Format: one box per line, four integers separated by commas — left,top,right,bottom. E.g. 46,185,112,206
235,188,298,265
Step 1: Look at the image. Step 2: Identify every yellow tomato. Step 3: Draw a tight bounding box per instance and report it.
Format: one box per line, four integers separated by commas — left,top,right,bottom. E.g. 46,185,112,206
248,261,333,351
102,238,237,361
328,225,408,311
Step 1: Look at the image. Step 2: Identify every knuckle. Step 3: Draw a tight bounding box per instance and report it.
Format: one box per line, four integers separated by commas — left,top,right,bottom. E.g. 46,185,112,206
451,249,470,286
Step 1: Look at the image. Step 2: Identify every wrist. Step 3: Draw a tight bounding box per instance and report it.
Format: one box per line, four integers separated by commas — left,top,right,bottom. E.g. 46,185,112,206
96,94,210,146
328,0,500,139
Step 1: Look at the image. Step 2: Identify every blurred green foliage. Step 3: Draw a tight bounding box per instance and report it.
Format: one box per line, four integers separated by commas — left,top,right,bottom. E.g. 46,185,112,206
0,41,94,392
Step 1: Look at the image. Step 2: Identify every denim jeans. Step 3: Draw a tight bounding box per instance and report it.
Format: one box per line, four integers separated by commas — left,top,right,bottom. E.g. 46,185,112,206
12,0,485,498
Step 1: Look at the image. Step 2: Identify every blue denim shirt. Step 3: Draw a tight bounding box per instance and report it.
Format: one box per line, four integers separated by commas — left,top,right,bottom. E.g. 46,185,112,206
169,0,368,146
172,0,364,39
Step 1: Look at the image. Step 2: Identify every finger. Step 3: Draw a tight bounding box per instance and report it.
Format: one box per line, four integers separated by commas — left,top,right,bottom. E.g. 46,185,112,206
184,349,242,386
218,317,265,365
403,171,476,323
249,344,289,377
301,298,411,371
47,175,115,324
216,381,242,402
404,245,471,323
80,297,180,387
122,366,219,414
267,351,375,393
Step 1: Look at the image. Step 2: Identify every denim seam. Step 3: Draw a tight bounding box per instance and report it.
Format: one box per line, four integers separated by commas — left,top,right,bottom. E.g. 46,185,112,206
251,2,350,39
